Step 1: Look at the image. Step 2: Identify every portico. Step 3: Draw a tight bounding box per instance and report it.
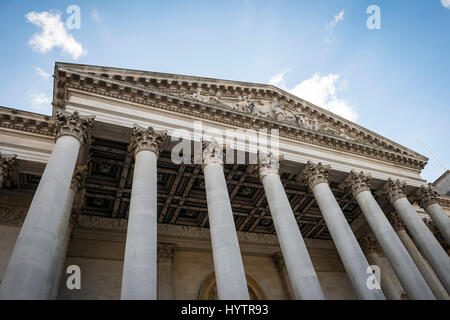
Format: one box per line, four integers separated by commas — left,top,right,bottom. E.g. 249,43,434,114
0,62,449,300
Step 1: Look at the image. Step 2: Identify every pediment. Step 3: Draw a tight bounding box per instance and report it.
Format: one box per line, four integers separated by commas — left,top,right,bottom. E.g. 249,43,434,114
53,62,428,170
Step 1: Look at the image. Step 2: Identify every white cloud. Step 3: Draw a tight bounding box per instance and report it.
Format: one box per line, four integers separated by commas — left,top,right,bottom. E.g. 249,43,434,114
91,9,100,22
442,0,450,9
34,66,51,80
26,11,86,59
325,9,345,42
269,71,358,122
269,68,290,88
27,91,50,110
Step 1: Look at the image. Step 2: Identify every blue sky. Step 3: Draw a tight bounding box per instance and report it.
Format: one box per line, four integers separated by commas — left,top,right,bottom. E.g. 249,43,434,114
0,0,449,182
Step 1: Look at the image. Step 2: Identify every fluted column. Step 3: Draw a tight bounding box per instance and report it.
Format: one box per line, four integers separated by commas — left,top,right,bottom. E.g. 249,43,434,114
359,234,407,300
417,185,450,245
387,212,449,300
344,171,434,299
157,244,174,300
121,126,167,300
0,154,17,189
259,152,324,299
0,111,93,299
300,162,385,300
383,179,450,294
50,165,87,299
202,141,249,300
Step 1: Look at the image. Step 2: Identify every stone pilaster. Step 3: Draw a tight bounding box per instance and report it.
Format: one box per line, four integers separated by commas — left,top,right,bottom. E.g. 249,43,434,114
359,234,381,255
386,211,406,232
157,244,175,300
272,252,294,299
343,170,371,197
0,154,17,189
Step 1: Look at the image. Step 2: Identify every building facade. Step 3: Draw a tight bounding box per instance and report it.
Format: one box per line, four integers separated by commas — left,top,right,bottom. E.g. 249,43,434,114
0,62,449,300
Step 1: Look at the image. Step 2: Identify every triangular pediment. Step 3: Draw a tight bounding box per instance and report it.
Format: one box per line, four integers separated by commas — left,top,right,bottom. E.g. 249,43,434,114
53,62,428,170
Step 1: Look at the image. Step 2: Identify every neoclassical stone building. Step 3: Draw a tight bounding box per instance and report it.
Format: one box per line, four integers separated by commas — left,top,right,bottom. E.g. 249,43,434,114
0,62,449,300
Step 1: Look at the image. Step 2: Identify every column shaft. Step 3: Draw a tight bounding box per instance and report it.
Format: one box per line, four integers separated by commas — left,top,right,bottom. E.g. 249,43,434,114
0,135,81,299
262,173,324,299
425,204,450,245
355,190,434,299
396,228,449,300
392,197,450,293
121,150,158,300
49,187,76,299
312,182,385,299
203,163,249,300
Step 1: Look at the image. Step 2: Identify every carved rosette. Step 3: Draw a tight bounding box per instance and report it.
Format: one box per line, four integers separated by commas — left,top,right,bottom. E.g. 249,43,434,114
0,154,17,188
272,252,286,272
201,140,224,167
70,165,88,191
383,178,408,203
299,161,330,190
128,125,167,157
416,184,439,209
54,111,94,146
386,210,405,231
343,170,371,197
359,234,381,255
157,245,174,264
258,151,281,179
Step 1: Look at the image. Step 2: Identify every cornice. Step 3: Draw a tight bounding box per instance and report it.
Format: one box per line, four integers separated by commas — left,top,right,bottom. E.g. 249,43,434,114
53,66,427,171
0,107,55,137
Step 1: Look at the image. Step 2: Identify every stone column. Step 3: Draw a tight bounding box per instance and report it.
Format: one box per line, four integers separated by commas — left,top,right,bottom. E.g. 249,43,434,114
359,234,407,300
121,126,166,300
259,152,324,300
272,252,294,299
417,185,450,245
383,179,450,294
202,141,249,300
387,212,449,300
157,244,174,300
300,162,385,300
0,154,17,189
344,171,434,299
50,165,87,299
0,111,93,300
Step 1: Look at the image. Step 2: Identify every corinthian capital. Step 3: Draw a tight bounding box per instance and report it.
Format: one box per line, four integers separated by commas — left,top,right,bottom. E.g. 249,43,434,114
386,210,405,231
299,161,330,189
202,140,224,167
70,165,88,191
129,125,167,157
358,234,381,255
416,184,439,209
381,178,408,203
0,154,17,189
258,151,281,179
343,171,371,197
55,111,94,146
157,244,174,263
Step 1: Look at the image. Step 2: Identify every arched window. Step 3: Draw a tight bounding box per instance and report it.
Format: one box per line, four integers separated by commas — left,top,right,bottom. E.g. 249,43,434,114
198,273,266,300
